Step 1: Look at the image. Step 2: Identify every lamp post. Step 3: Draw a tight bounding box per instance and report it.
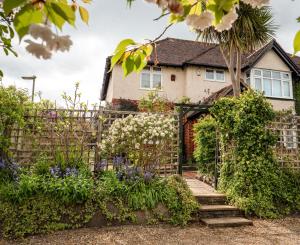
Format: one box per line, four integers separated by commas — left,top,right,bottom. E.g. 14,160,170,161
21,75,37,102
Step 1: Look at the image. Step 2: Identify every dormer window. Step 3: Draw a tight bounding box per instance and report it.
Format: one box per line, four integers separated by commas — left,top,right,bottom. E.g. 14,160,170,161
140,66,162,90
205,69,225,82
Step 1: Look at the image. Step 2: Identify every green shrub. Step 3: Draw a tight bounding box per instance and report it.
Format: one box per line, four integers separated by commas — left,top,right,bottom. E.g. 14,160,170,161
0,86,30,156
0,171,198,239
211,90,300,218
95,172,198,225
100,113,175,171
138,90,173,113
193,116,217,176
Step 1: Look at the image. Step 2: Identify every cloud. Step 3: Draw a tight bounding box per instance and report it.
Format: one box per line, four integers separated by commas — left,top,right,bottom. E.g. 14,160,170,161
0,0,299,105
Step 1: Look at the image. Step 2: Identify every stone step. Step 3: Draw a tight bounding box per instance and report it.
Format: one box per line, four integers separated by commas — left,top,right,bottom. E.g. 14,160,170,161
182,165,198,171
198,205,242,218
195,194,227,205
201,217,253,228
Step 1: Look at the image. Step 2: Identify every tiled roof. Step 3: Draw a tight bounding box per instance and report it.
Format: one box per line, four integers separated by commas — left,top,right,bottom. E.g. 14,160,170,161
148,38,222,67
291,54,300,70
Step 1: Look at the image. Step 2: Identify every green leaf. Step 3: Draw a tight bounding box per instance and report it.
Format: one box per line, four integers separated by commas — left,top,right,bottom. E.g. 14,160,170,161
135,58,147,73
0,70,3,79
114,39,136,53
110,38,136,71
110,50,125,71
134,54,142,70
79,6,89,24
122,56,135,77
3,0,27,15
144,44,153,56
297,17,300,23
50,2,75,26
13,5,43,40
293,30,300,55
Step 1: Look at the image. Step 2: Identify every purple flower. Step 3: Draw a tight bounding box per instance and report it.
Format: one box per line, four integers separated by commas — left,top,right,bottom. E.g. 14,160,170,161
49,166,62,178
94,160,108,172
65,167,79,177
0,159,5,169
113,156,124,167
143,171,154,182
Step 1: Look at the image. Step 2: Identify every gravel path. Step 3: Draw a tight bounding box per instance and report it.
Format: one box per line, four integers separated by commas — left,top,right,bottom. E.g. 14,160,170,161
1,217,300,245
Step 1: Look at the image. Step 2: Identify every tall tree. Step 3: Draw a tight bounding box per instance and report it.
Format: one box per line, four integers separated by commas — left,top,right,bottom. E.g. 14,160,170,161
197,3,276,96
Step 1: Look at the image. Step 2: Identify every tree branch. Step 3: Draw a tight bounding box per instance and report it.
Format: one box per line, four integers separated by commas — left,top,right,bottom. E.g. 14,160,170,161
153,12,170,21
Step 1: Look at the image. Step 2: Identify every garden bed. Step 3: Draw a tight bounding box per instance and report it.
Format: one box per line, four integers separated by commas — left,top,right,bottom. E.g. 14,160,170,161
0,168,198,240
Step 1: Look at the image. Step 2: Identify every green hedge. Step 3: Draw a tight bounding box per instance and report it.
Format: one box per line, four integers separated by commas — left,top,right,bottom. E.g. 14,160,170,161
193,116,217,177
0,172,198,239
211,90,300,218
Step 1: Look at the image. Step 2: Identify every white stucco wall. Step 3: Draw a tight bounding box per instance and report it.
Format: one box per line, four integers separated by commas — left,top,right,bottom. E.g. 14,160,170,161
110,65,186,101
185,66,232,103
106,76,113,102
253,50,290,71
268,99,295,112
109,65,232,103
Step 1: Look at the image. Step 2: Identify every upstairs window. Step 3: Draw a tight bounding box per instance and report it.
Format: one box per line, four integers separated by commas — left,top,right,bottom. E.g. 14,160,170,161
252,69,292,99
140,66,162,89
205,69,225,82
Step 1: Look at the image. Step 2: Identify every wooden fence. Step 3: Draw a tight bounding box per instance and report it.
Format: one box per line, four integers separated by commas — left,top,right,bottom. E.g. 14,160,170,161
9,108,179,175
216,114,300,173
269,114,300,172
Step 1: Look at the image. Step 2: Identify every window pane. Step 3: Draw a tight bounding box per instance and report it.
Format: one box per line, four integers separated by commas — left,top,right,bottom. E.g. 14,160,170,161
153,74,161,89
263,79,272,96
254,70,262,76
273,80,282,97
216,71,225,81
282,73,290,80
141,73,150,88
143,66,150,71
206,69,214,80
283,81,291,97
153,67,161,72
263,70,272,78
255,78,262,91
272,71,281,79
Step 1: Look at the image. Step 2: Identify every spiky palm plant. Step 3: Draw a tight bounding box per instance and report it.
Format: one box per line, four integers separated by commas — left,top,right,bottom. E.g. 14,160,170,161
198,3,277,96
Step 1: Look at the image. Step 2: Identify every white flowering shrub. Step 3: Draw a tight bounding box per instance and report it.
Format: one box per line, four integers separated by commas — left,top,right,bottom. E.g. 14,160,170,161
100,113,176,171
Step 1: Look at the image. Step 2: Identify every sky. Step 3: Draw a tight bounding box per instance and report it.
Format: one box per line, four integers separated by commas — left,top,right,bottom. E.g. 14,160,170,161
0,0,300,106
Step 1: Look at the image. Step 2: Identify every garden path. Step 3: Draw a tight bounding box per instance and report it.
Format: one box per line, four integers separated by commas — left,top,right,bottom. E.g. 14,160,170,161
185,178,219,196
185,177,253,228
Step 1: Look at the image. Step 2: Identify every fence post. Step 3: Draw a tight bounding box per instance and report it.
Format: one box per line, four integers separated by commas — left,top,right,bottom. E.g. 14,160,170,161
214,129,219,189
178,106,184,175
95,106,104,165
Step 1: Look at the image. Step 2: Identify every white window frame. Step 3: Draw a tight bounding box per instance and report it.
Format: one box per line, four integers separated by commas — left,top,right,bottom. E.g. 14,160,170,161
140,66,163,90
205,69,225,82
250,69,293,99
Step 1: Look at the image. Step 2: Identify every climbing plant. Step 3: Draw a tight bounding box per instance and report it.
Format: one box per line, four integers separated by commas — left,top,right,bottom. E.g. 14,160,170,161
193,116,216,177
211,90,300,218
